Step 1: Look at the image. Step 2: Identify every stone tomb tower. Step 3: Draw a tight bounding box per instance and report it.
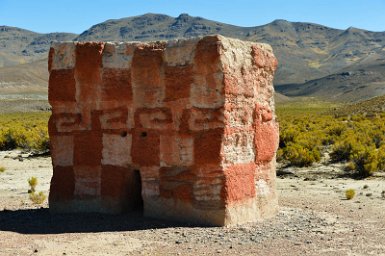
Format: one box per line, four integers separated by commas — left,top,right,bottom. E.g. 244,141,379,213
48,35,279,226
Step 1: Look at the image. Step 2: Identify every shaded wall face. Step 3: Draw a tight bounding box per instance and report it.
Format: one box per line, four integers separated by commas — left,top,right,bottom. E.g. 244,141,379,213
48,36,279,226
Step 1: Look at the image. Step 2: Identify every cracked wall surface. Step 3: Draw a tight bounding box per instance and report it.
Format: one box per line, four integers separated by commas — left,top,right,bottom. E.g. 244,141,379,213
48,35,279,226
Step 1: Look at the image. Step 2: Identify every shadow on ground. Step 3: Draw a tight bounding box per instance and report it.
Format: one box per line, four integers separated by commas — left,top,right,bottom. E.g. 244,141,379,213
0,208,198,234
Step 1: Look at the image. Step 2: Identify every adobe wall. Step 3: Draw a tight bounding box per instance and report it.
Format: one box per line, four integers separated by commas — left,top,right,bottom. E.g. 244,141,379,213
48,35,279,226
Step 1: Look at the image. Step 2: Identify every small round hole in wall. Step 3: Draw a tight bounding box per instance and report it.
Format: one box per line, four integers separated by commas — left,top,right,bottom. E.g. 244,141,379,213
141,132,147,137
120,131,127,137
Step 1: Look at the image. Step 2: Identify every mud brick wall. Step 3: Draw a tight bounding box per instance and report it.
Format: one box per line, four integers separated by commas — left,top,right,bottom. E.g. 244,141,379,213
48,35,279,226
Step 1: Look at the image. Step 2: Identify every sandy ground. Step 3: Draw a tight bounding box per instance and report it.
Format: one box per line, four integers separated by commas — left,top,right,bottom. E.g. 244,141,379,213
1,150,385,256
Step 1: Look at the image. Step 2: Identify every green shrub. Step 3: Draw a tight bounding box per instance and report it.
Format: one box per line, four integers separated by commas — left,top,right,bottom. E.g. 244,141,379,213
0,166,5,173
29,191,46,205
345,189,356,200
377,145,385,172
27,177,46,204
0,112,50,152
28,177,38,193
344,162,355,172
351,145,379,177
282,143,320,167
277,102,385,178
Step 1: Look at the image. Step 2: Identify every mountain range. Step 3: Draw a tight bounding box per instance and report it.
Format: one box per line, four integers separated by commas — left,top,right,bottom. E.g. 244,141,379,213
1,13,384,102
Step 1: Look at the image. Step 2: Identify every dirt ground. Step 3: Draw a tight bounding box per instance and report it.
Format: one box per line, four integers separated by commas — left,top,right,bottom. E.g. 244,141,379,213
1,150,385,256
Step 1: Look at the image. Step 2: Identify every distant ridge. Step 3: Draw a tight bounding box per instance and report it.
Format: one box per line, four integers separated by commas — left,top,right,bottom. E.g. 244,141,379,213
1,13,385,102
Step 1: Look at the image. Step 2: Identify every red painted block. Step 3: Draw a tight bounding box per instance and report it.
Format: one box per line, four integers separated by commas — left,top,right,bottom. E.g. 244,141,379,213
48,69,76,103
131,130,160,166
73,131,103,166
101,68,132,101
75,42,105,102
164,65,193,101
223,163,256,203
101,165,130,198
131,43,165,106
131,43,165,87
194,128,223,166
194,36,221,75
49,166,75,201
254,122,279,163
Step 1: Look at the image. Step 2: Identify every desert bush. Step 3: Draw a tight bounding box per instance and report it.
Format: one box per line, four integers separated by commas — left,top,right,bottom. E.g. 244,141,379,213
330,139,354,162
29,191,46,205
351,145,379,177
326,124,345,137
28,176,38,193
377,145,385,172
27,176,46,204
279,126,298,147
281,143,320,167
277,101,385,177
344,162,355,172
345,189,356,200
0,112,50,152
0,166,5,173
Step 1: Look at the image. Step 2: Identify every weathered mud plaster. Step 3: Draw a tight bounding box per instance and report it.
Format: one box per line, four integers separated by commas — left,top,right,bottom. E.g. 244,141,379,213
48,35,279,226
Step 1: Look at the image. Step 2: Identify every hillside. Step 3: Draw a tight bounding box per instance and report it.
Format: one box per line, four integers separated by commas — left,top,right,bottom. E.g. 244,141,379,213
0,59,48,99
1,13,385,102
333,94,385,116
276,68,385,102
0,26,76,67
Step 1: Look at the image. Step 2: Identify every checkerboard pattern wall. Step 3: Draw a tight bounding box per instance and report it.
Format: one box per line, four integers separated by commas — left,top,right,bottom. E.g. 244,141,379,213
48,35,279,226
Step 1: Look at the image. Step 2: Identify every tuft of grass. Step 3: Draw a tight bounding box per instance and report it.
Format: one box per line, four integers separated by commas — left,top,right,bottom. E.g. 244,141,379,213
28,177,38,193
27,177,46,204
345,189,356,200
29,191,46,205
0,166,5,173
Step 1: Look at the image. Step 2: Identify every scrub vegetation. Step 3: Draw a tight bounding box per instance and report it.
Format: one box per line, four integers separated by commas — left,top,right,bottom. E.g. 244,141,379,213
0,112,50,152
277,99,385,178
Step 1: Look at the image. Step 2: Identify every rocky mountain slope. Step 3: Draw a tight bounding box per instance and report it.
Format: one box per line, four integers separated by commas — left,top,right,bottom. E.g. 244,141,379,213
1,13,384,102
0,26,76,67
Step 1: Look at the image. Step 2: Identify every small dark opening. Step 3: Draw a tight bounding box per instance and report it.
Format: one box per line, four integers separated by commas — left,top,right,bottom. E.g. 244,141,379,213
131,169,143,212
140,131,147,137
120,131,127,137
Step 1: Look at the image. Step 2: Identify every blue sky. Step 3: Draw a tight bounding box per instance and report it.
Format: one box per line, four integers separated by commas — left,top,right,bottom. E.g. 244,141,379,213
1,0,384,33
